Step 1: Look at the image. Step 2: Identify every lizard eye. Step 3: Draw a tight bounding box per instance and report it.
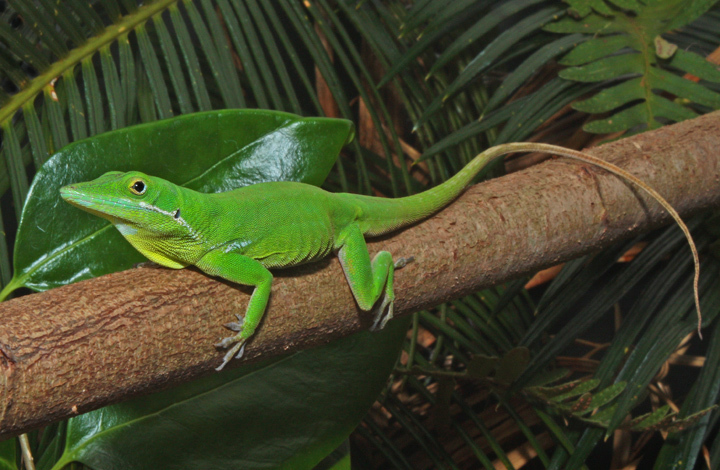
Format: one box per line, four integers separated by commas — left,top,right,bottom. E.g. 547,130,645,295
129,179,146,195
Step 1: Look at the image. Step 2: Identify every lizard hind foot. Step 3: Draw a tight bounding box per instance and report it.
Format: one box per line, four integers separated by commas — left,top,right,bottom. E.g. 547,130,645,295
223,313,245,332
215,314,248,370
370,296,394,331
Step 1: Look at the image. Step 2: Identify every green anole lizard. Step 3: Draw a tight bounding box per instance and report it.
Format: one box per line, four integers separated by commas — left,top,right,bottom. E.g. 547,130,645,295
59,142,701,371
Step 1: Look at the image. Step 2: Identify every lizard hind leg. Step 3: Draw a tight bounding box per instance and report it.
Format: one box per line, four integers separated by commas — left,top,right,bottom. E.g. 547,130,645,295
337,224,404,331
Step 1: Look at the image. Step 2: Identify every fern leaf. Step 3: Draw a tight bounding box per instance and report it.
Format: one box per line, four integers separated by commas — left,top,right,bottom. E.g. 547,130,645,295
547,0,720,134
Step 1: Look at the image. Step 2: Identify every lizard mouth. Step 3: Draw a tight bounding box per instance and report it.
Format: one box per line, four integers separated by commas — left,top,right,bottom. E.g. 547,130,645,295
59,186,93,208
59,185,139,223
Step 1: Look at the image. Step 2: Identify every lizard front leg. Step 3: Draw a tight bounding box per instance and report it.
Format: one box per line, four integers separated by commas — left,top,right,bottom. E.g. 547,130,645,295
196,249,273,371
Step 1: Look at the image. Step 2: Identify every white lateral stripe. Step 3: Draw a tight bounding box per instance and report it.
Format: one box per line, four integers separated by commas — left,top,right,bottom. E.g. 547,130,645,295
137,201,202,241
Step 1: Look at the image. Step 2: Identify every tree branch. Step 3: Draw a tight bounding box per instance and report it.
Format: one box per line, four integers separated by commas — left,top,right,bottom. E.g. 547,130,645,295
2,112,720,439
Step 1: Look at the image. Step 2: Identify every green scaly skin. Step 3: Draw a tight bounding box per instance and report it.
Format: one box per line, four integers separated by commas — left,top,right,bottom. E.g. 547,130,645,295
60,142,700,370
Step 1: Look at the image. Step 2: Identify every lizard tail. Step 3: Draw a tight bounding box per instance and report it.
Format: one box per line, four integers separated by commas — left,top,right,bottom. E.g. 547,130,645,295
347,143,543,236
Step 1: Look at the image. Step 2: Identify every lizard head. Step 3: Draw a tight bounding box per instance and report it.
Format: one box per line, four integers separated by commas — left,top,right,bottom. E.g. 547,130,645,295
60,171,199,267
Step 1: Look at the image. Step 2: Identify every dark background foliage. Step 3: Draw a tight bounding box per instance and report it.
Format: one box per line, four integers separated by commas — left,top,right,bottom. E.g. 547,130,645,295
1,1,720,468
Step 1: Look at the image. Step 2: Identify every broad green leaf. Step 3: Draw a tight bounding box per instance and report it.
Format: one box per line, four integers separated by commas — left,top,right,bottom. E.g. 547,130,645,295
2,109,354,297
308,440,351,470
0,438,16,470
325,454,351,470
49,318,409,470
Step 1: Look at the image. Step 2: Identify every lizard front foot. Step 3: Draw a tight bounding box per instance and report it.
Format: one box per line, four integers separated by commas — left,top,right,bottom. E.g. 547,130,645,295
215,314,247,371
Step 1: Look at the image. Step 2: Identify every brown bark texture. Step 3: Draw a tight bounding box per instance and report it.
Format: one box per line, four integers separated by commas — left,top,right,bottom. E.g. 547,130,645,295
2,112,720,439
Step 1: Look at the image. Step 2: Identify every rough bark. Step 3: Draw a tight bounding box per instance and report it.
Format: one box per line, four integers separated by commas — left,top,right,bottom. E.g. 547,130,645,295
1,111,720,439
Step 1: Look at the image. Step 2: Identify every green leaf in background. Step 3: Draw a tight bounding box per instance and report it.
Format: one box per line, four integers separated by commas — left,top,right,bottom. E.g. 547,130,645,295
310,440,352,470
323,454,351,470
44,318,409,470
654,309,720,467
0,109,354,298
546,0,720,134
0,438,16,470
563,0,614,17
413,4,563,129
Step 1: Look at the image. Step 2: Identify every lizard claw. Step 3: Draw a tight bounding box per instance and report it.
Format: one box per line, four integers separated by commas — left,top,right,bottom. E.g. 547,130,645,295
216,314,249,370
378,301,394,330
370,296,394,331
223,313,245,332
215,336,235,348
216,338,246,371
394,256,414,269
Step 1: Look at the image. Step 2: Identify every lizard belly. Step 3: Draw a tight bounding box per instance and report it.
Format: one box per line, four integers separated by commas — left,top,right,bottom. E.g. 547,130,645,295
245,225,334,268
209,181,352,269
232,211,336,269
